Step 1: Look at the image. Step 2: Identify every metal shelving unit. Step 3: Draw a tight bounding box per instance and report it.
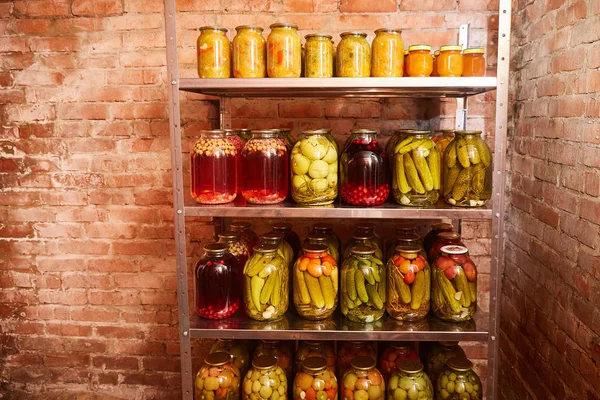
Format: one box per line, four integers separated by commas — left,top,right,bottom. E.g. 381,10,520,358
163,1,511,398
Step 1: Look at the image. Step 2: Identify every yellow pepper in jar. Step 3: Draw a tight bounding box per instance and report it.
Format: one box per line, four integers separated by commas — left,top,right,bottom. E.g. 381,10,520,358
233,25,266,78
267,23,301,78
371,28,404,77
197,26,231,78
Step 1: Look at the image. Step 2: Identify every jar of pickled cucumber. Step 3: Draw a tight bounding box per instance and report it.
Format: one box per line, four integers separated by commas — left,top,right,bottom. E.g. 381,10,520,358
379,342,419,382
371,28,404,77
437,45,463,77
243,244,289,321
272,222,301,259
431,245,477,322
259,232,294,267
217,231,250,270
341,356,384,400
197,26,231,78
462,48,485,77
210,339,251,375
267,23,301,78
340,246,386,323
196,352,241,400
231,221,260,255
443,130,492,207
387,360,433,400
309,223,341,262
423,223,453,255
386,245,430,322
254,340,294,381
436,358,482,400
305,34,334,77
422,342,466,386
294,356,338,400
428,232,465,261
337,32,371,77
338,341,377,379
291,129,339,206
355,223,383,253
306,232,340,264
406,45,433,77
432,130,454,192
296,341,336,373
243,356,288,400
233,25,266,78
343,232,384,261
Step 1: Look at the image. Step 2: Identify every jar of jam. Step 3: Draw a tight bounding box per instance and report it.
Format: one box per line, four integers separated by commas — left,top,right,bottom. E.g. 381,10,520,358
267,23,301,78
387,360,433,400
309,223,342,262
341,356,384,400
431,49,440,77
305,34,334,77
217,231,249,269
195,352,241,400
338,341,377,379
422,341,466,386
306,232,340,264
343,232,384,261
437,45,463,77
191,130,238,204
295,341,336,373
423,222,453,255
293,357,338,400
195,243,242,319
259,231,294,267
253,340,294,381
197,26,231,78
462,48,486,76
243,356,288,400
371,28,404,77
231,221,259,255
211,339,251,375
233,25,266,78
337,32,371,77
272,222,301,259
436,357,482,400
428,231,465,260
380,343,419,382
403,49,409,76
241,129,289,204
340,129,389,206
406,45,433,77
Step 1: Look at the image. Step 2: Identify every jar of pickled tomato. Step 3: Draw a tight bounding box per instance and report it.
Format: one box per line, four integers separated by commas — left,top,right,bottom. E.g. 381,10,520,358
195,352,241,400
428,231,465,260
295,341,336,373
267,23,301,78
197,26,231,78
437,45,464,77
462,47,486,76
272,222,302,259
233,25,266,78
211,339,251,374
217,231,249,269
306,232,340,264
305,34,334,77
230,221,259,255
407,45,433,77
293,357,338,400
337,32,371,77
431,50,440,77
379,342,419,382
338,341,377,379
371,28,404,77
341,356,384,400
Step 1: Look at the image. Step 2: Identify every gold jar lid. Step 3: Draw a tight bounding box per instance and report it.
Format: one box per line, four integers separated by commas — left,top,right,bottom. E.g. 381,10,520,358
351,245,377,256
341,31,368,38
253,244,279,253
304,129,332,135
437,232,461,240
434,50,440,56
446,357,473,372
440,45,463,52
432,222,453,230
350,356,376,370
204,243,229,254
463,47,485,55
397,359,424,374
356,223,376,231
231,221,252,230
404,50,409,56
236,128,251,134
434,129,455,135
261,231,285,241
395,244,421,254
200,26,228,32
235,25,263,32
454,130,483,136
352,232,375,241
375,28,402,35
307,232,330,241
272,222,292,232
393,129,418,135
351,129,378,135
205,351,232,367
218,231,240,240
302,356,328,372
313,223,333,231
302,244,328,253
391,342,413,350
408,44,431,52
405,130,431,136
305,33,333,40
270,22,298,30
305,340,325,345
253,355,278,369
396,233,420,243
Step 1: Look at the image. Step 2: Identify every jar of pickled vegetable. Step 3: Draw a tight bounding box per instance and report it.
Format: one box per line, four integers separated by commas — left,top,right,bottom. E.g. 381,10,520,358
338,341,377,379
276,128,295,150
355,223,383,253
395,222,419,237
243,356,288,400
386,245,430,322
195,243,242,319
423,223,453,255
272,222,301,259
436,358,482,400
307,232,340,264
254,340,294,381
371,28,404,77
340,129,389,206
291,129,339,206
443,130,492,207
386,232,423,261
385,130,415,169
337,32,371,77
233,25,266,78
341,356,384,400
191,130,238,204
296,341,337,373
422,341,466,386
241,129,289,204
210,339,251,375
309,223,341,262
236,128,252,142
343,232,384,261
406,45,433,77
391,130,441,206
305,34,334,78
243,244,289,321
432,245,477,322
259,231,294,267
267,23,301,78
437,45,463,77
432,130,454,191
197,26,231,78
379,342,419,382
294,357,338,400
387,360,433,400
431,50,440,77
403,50,409,76
217,231,250,269
428,232,465,260
462,48,485,77
231,221,260,255
196,352,241,400
340,246,386,323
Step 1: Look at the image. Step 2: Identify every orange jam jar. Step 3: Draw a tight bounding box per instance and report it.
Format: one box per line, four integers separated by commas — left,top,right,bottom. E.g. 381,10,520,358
406,45,433,77
197,26,231,78
462,47,486,76
431,50,440,77
437,45,463,77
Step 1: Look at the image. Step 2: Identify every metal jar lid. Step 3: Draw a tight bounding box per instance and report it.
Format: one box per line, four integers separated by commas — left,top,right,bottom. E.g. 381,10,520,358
235,25,264,32
408,44,431,52
391,342,413,350
395,244,422,254
253,244,279,253
205,351,231,367
272,222,292,232
446,357,473,372
231,221,252,230
313,223,333,231
375,28,402,35
432,222,453,230
302,244,328,253
200,26,228,33
437,232,461,240
252,355,278,369
351,129,377,135
218,231,241,240
302,356,328,372
397,359,424,374
305,33,333,40
270,22,298,30
204,243,229,254
350,356,376,370
351,245,376,255
341,31,368,38
440,45,463,52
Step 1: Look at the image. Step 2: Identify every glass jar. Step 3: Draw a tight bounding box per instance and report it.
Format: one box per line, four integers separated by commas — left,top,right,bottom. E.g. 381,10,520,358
431,50,440,77
217,231,250,269
443,130,492,207
432,245,477,322
462,48,485,77
341,356,384,400
436,358,482,400
260,231,294,267
294,357,338,400
437,45,463,77
243,356,288,400
423,222,453,255
379,343,419,382
343,232,383,261
267,23,301,78
355,223,383,253
291,129,339,206
371,28,404,77
241,129,289,204
338,341,377,379
428,232,465,260
337,32,371,77
305,34,334,78
191,130,238,204
403,50,409,76
340,246,386,323
386,232,423,261
340,129,389,206
224,129,246,154
272,222,301,259
293,244,339,320
391,130,441,206
387,360,433,400
296,341,336,374
210,339,251,375
243,244,289,321
386,245,430,321
231,221,260,255
236,128,252,142
306,232,340,264
385,130,415,170
233,25,266,78
310,223,342,262
197,26,231,78
422,342,466,386
254,340,293,381
275,128,295,151
432,130,455,191
406,45,433,77
196,352,241,400
195,243,242,319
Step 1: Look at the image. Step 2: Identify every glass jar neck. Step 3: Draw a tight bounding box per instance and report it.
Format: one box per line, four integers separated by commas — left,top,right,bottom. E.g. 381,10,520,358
351,132,377,142
262,238,281,245
201,130,226,139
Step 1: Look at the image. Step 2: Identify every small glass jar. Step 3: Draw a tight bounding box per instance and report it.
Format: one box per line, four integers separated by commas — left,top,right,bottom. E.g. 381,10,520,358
341,356,384,400
437,45,464,77
337,32,371,77
294,357,338,400
422,341,466,386
305,34,334,78
231,221,260,255
338,341,377,379
272,222,302,259
191,130,238,204
259,231,294,267
462,48,486,77
406,45,433,77
296,341,336,373
217,231,249,269
306,232,340,264
431,50,440,77
403,50,409,76
196,352,241,400
371,28,404,77
254,340,294,381
436,358,482,400
428,231,465,260
195,243,242,319
233,25,266,78
197,26,231,78
387,360,433,400
443,130,492,207
309,223,342,262
379,343,419,382
343,232,383,261
241,130,289,204
210,339,251,375
267,23,301,78
243,356,288,400
340,246,386,323
423,222,453,255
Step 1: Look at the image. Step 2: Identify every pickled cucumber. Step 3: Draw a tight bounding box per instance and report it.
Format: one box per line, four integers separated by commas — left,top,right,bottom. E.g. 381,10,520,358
355,269,369,303
471,163,486,194
347,270,358,301
443,166,461,197
296,267,311,305
319,275,336,309
473,138,491,167
456,137,470,168
428,147,441,191
395,154,411,194
403,154,425,194
445,141,457,168
366,284,384,310
451,167,472,202
251,276,266,311
412,150,434,192
410,271,425,310
305,273,325,309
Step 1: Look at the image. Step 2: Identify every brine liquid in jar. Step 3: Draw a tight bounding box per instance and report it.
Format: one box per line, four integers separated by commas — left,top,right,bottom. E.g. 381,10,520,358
197,26,231,78
233,25,266,78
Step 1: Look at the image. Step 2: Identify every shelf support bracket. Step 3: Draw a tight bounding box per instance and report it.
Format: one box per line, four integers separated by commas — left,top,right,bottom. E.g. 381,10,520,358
455,24,470,131
220,98,232,129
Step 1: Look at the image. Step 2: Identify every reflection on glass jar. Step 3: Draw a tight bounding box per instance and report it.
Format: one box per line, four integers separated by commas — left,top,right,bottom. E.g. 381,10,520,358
437,45,464,77
293,357,338,400
436,357,482,400
233,25,266,78
371,28,404,77
243,356,289,400
406,45,433,77
386,360,433,400
341,356,384,400
197,26,231,78
210,339,251,375
305,34,334,77
462,48,486,77
337,32,371,77
195,352,241,400
267,23,301,78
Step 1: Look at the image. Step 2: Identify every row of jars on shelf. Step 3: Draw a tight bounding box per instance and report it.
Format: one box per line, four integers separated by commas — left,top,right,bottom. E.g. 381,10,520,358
198,24,486,78
191,128,492,208
198,339,482,400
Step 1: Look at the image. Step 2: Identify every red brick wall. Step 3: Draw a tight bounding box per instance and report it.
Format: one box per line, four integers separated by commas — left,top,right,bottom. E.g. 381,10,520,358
500,0,600,398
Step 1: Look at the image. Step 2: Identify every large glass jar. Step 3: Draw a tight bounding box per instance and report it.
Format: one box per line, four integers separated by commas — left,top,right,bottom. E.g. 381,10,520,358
310,224,341,260
243,356,288,400
305,34,334,77
443,130,492,207
307,232,340,264
428,232,465,261
386,245,430,322
340,129,389,206
379,342,419,382
406,45,433,77
386,232,423,261
272,222,301,259
191,130,238,204
423,223,453,255
217,231,250,270
436,358,482,400
337,32,371,77
259,231,294,267
195,243,242,319
196,352,241,400
387,360,433,400
341,356,384,400
210,339,251,375
371,28,404,77
233,25,266,78
340,246,386,323
432,130,454,193
254,340,293,381
267,23,301,78
197,26,231,78
243,244,289,321
431,245,477,322
437,45,463,77
296,341,336,373
391,130,441,206
462,48,485,77
338,341,377,379
241,130,289,204
294,357,338,400
291,129,339,206
355,223,383,253
343,232,384,261
422,342,466,386
231,221,260,255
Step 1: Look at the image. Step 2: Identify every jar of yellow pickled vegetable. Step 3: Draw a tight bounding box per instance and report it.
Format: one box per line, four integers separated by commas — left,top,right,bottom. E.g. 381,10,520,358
197,26,231,78
267,23,301,78
337,32,371,77
305,34,334,78
437,45,463,77
463,48,486,76
371,28,404,77
406,45,433,77
233,25,266,78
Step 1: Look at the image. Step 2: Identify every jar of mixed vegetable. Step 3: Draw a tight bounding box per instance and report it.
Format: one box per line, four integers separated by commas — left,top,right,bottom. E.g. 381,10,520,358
243,356,288,400
253,340,294,382
337,32,371,77
371,28,404,77
197,26,231,78
210,339,251,375
428,232,465,260
341,356,384,400
196,352,241,400
267,23,301,78
305,34,334,77
436,357,482,400
386,360,433,400
423,222,453,255
293,357,338,400
233,25,266,78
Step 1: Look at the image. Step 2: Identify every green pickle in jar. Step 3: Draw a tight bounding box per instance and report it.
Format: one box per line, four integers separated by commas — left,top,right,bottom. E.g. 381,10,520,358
337,32,371,77
436,357,482,400
196,352,241,400
305,34,334,78
386,360,433,400
371,28,404,77
243,355,288,400
293,357,338,400
267,23,301,78
421,342,466,386
341,356,384,400
233,25,266,78
197,26,231,78
210,339,251,375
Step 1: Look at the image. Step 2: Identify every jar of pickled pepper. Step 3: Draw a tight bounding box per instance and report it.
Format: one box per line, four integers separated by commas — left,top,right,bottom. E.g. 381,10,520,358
337,32,371,77
233,25,266,78
428,231,465,260
272,222,302,259
462,48,486,77
294,356,338,400
305,34,334,77
341,356,384,400
254,340,294,381
267,23,301,78
380,342,419,382
436,357,482,400
422,341,466,386
338,341,377,379
231,221,260,255
431,50,440,77
195,352,241,400
295,341,337,373
406,45,433,77
217,231,249,269
371,28,404,77
197,26,231,78
437,45,463,77
243,356,289,400
423,222,453,255
211,339,251,375
309,223,342,261
387,360,433,400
